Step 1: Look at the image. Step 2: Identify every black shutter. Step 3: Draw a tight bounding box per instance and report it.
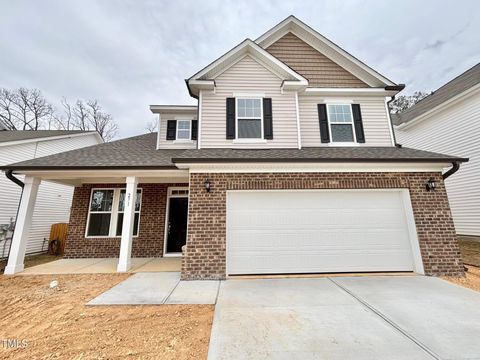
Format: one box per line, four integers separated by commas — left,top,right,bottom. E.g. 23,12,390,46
166,120,176,140
263,98,273,140
352,104,365,143
191,120,198,140
317,104,330,143
226,97,235,139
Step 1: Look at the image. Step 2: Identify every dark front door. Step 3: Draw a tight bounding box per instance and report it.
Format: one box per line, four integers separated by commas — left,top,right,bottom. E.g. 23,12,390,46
166,197,188,253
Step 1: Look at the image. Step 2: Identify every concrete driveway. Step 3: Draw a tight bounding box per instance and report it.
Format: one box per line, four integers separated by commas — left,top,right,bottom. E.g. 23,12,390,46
208,276,480,360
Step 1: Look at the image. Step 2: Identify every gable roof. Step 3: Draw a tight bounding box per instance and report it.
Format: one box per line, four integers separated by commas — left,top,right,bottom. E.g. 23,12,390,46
187,39,308,97
0,130,99,145
256,16,397,88
393,63,480,127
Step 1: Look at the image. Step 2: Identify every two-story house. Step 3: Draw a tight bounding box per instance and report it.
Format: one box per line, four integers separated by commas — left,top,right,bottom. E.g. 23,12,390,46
1,16,467,278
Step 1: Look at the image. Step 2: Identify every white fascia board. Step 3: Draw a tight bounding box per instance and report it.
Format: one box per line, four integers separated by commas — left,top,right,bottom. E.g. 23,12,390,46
282,80,309,92
0,131,102,148
150,105,198,114
176,162,449,173
395,83,480,130
256,16,396,87
302,87,399,97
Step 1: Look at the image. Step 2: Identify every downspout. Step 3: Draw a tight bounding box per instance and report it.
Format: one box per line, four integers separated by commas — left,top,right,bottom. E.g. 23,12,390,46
387,95,399,147
443,161,461,180
6,169,24,188
4,170,24,264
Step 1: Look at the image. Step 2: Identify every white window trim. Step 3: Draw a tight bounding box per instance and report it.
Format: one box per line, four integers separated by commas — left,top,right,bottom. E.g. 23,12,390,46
326,103,357,145
235,97,263,140
85,187,142,239
176,119,192,141
163,186,189,257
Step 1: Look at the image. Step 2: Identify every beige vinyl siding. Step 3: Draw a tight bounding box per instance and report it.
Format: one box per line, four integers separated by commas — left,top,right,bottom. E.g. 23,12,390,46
200,55,298,148
266,32,368,88
157,113,197,149
298,95,393,147
396,92,480,236
0,133,101,257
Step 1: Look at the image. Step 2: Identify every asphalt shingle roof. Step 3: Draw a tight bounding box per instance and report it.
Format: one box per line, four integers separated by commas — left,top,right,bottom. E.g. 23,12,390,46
172,147,467,163
0,130,95,143
393,63,480,126
1,132,467,171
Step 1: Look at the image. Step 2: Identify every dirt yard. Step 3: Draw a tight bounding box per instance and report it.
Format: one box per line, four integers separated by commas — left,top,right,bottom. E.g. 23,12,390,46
0,274,214,359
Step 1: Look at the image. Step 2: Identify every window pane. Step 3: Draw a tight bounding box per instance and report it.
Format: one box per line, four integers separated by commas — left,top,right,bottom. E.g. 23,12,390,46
328,104,352,123
90,190,113,211
178,120,190,130
177,130,190,139
116,213,140,236
118,189,142,211
87,213,111,236
331,124,354,142
238,119,261,138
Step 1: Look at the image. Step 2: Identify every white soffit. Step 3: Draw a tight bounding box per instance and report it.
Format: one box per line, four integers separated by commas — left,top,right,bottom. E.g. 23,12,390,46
256,16,397,88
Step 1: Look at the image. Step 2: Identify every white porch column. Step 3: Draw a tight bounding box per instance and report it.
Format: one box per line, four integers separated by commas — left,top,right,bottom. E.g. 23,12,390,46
5,176,40,275
117,176,138,272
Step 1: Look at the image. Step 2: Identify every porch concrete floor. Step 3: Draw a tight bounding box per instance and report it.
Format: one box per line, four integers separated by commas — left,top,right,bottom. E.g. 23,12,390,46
18,257,181,275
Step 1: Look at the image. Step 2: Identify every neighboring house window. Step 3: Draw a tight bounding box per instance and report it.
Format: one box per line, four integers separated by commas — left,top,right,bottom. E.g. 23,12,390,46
236,98,262,139
176,120,191,140
86,188,142,237
327,104,356,143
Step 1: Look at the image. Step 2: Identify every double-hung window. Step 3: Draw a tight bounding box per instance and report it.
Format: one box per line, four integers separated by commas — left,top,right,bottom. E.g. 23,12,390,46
176,120,191,140
327,104,356,143
86,188,142,237
236,98,262,139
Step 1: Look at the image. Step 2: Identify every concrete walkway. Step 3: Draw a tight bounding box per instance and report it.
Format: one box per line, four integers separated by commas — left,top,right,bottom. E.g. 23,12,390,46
88,272,220,305
208,276,480,360
19,257,181,274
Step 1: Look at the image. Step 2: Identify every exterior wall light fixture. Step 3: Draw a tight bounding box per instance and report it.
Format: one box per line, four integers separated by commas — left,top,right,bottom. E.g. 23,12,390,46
426,178,437,191
204,178,211,192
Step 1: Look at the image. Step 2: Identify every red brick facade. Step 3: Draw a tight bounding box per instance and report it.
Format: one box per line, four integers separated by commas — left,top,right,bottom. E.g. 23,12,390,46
64,183,187,258
182,172,464,279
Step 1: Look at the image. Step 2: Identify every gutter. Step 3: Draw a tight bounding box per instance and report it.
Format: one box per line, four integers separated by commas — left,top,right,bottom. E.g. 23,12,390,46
443,161,461,180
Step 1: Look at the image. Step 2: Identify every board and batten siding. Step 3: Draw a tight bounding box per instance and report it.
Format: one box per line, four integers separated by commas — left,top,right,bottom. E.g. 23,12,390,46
395,91,480,236
200,55,298,148
298,95,393,147
157,112,197,149
0,133,101,257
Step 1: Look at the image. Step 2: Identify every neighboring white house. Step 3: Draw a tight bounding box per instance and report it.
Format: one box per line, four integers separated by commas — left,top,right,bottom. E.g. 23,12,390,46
394,63,480,237
0,130,103,257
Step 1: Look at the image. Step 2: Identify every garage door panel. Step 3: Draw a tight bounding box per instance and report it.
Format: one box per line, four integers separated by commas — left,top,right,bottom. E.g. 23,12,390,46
227,190,417,275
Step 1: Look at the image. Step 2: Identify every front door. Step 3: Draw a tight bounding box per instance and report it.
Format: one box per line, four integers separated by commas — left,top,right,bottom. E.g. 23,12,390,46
166,196,188,254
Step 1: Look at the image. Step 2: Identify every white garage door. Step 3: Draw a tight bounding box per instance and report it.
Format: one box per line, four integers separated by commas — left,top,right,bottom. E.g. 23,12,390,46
226,190,421,275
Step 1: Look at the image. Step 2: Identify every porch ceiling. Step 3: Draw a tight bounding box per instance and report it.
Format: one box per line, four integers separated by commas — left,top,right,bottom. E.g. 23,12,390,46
17,169,189,186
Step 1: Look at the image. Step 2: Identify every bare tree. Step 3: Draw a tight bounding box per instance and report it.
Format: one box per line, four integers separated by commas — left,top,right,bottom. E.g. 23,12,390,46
389,91,432,114
58,99,118,141
0,88,17,130
0,88,54,130
0,87,119,141
145,119,157,133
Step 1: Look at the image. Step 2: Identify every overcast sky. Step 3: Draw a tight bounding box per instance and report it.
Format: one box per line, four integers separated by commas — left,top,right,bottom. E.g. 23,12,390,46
1,0,479,138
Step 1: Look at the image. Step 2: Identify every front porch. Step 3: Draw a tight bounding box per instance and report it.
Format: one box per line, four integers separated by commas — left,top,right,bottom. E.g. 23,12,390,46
4,168,191,275
19,257,181,275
